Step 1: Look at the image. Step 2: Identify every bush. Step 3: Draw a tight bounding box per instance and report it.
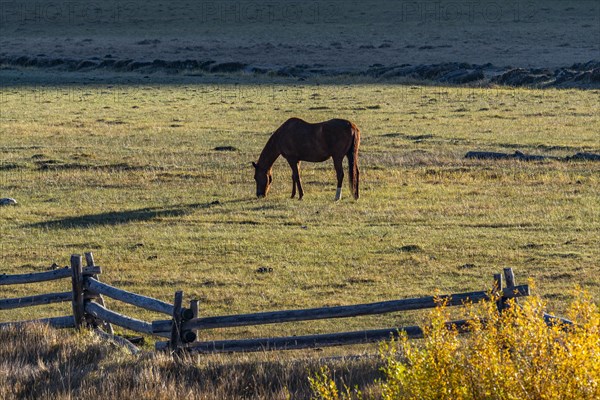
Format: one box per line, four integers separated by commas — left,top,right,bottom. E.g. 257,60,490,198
311,293,600,400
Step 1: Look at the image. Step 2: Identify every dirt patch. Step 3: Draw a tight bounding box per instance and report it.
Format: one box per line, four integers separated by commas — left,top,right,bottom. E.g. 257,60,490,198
397,245,423,253
214,146,238,152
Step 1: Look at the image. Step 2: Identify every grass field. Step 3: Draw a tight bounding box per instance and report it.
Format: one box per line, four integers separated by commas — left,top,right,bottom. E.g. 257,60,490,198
1,1,598,398
1,79,599,344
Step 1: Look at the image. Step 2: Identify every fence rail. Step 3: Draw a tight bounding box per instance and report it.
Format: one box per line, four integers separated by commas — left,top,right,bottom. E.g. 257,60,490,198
85,301,155,335
152,285,529,335
0,266,101,285
86,277,174,316
155,319,476,353
0,315,76,329
0,291,72,310
1,252,570,354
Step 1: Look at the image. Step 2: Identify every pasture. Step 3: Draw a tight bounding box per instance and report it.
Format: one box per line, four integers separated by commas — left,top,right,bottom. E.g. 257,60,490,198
1,78,599,344
1,0,599,397
1,0,599,398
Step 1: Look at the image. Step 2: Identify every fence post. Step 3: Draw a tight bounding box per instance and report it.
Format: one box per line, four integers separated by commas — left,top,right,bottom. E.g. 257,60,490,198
182,299,199,344
70,254,85,329
190,300,199,320
493,273,504,313
502,267,518,312
503,268,516,290
169,291,184,351
84,252,114,335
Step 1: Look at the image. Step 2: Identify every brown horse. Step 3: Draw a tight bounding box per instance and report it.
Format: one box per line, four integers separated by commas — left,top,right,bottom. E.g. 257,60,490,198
252,117,360,200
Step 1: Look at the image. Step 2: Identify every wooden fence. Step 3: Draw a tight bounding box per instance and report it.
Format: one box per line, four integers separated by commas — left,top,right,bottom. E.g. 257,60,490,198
2,252,567,354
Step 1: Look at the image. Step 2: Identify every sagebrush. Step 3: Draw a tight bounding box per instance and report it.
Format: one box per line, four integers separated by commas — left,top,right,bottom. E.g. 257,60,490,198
310,292,600,400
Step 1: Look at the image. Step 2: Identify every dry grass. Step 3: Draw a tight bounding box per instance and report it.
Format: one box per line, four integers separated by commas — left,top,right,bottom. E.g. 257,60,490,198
0,323,383,399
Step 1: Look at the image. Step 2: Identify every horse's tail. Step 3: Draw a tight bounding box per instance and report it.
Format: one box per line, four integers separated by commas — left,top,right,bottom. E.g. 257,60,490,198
347,125,360,200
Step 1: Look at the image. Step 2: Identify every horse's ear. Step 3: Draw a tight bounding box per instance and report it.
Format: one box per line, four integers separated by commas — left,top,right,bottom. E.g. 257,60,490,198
252,162,258,169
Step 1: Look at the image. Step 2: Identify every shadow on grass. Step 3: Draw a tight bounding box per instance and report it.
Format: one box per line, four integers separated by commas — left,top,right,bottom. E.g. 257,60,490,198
26,202,219,229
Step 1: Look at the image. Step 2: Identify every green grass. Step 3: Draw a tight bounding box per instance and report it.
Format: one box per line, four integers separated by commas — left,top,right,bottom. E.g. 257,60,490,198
1,81,599,343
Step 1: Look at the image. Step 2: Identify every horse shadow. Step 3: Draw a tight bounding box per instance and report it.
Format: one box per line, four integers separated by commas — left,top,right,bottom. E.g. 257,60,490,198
26,202,217,229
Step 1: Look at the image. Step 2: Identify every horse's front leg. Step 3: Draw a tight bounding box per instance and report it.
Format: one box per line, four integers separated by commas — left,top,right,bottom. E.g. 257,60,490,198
291,179,297,199
287,159,303,200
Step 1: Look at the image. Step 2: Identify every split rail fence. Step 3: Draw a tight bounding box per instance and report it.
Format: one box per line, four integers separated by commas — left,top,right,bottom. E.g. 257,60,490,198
1,252,568,353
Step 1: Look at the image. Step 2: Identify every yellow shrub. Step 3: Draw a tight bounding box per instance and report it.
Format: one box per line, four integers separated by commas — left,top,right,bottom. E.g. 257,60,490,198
311,293,599,400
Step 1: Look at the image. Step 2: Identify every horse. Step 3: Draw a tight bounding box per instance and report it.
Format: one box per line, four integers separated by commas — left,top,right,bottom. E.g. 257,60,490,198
252,117,360,201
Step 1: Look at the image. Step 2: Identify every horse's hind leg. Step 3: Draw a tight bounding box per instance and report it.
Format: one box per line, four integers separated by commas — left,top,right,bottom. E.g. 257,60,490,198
333,156,344,201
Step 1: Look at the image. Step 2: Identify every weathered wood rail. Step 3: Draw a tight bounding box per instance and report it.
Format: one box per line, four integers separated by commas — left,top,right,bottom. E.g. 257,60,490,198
155,319,476,352
85,277,174,315
0,266,101,285
153,269,531,353
0,292,72,310
2,252,572,353
85,301,155,335
0,253,174,340
151,285,529,335
0,261,102,329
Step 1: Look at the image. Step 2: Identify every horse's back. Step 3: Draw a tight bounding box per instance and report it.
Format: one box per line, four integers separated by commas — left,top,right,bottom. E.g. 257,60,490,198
274,118,357,161
322,118,353,129
281,117,353,131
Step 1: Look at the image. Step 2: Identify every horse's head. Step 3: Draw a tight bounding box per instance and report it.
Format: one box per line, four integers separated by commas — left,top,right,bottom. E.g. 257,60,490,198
252,162,272,198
